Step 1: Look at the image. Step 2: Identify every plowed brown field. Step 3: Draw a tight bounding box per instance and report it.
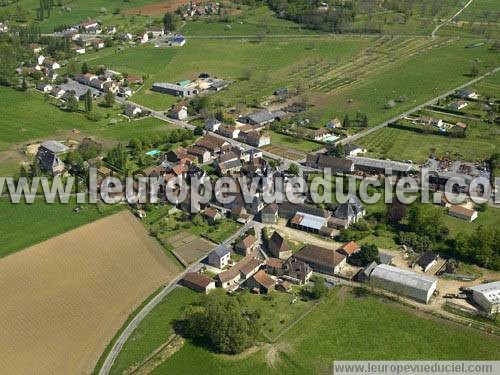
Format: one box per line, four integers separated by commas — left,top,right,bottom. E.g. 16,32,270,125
122,0,188,16
0,210,180,375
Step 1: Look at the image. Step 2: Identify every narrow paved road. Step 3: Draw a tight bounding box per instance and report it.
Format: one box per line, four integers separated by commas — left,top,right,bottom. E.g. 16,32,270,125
431,0,475,38
339,66,500,145
98,222,252,375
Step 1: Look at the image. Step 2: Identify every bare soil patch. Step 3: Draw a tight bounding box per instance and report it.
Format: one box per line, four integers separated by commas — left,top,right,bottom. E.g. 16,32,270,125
122,0,188,16
0,210,180,375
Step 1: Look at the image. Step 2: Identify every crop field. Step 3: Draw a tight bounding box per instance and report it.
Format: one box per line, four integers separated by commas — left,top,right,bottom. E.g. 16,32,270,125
112,287,500,375
163,231,213,266
122,0,187,16
0,210,181,375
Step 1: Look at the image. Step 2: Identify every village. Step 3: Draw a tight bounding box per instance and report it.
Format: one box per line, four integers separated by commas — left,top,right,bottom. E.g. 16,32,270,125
0,1,499,373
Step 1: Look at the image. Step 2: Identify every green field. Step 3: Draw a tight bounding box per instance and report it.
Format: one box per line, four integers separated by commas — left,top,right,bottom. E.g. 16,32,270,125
269,132,323,153
1,0,160,33
110,287,500,375
0,196,121,258
108,286,200,375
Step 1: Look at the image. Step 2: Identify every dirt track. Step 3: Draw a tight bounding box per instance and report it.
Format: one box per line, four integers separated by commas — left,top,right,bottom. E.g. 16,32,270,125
0,210,180,375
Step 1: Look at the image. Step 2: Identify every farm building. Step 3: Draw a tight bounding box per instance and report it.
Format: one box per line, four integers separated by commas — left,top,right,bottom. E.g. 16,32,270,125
239,109,287,128
294,244,346,276
370,264,437,303
181,272,216,294
448,205,478,222
261,203,278,224
207,245,231,269
415,251,438,272
305,154,354,174
283,258,312,285
468,281,500,316
290,211,334,237
267,231,292,259
247,270,276,294
336,241,361,258
347,156,413,175
152,82,198,97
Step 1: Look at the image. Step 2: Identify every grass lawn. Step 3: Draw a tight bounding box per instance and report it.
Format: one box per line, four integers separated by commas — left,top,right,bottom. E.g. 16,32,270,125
189,218,242,244
149,287,500,374
269,132,323,153
238,289,315,341
109,286,200,375
442,205,500,237
0,196,122,258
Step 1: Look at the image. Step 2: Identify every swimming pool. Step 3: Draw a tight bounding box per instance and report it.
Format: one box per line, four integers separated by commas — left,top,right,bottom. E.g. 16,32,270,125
145,150,161,157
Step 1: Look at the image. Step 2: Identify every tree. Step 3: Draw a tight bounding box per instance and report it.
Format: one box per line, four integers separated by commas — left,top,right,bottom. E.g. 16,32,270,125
181,290,259,354
287,163,299,176
358,244,379,266
311,277,328,299
387,200,407,224
408,204,446,241
65,151,84,173
327,143,345,158
81,62,90,74
470,64,479,77
104,91,115,108
66,96,78,112
84,89,92,113
163,12,178,32
21,77,28,91
66,60,80,76
78,138,102,160
194,126,204,136
342,114,351,128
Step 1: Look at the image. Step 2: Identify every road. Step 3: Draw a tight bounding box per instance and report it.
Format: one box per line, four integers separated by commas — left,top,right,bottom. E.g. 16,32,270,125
98,221,252,375
339,66,500,145
431,0,475,38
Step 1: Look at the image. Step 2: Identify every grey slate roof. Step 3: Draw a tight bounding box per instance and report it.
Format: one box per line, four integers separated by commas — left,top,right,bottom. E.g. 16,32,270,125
40,140,69,154
347,156,413,173
211,245,230,258
334,195,363,220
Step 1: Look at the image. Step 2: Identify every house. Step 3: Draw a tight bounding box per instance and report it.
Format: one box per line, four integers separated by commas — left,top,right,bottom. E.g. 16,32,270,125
36,140,70,176
43,59,60,70
216,254,261,289
195,135,230,156
418,116,443,128
313,128,332,142
170,104,188,120
274,87,288,100
332,195,366,228
336,241,361,258
468,281,500,316
147,26,165,37
124,104,142,118
370,264,437,304
327,118,342,129
166,35,186,46
217,125,240,139
36,83,53,93
92,38,105,49
266,257,284,276
217,158,242,175
344,144,365,157
37,55,46,65
205,117,221,132
294,244,346,276
137,31,149,44
234,234,257,256
78,21,100,33
415,251,438,273
117,32,133,42
261,203,278,224
448,100,467,111
283,258,312,284
305,154,354,174
239,257,262,280
202,207,222,224
105,26,117,34
456,88,478,99
247,270,276,294
240,131,271,147
186,146,211,164
50,86,65,98
181,272,216,294
152,82,198,97
267,231,292,259
448,205,478,222
207,245,231,269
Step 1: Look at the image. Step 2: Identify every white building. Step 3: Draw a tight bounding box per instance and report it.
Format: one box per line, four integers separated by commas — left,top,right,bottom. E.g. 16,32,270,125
469,281,500,316
370,264,437,304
